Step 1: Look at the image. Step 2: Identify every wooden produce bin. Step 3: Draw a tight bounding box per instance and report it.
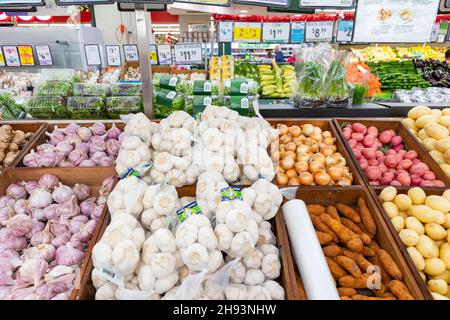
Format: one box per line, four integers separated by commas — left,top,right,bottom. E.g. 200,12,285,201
15,122,125,168
0,167,117,300
281,186,430,300
119,61,140,80
333,118,450,190
267,119,365,187
76,185,302,300
370,187,447,300
0,122,47,169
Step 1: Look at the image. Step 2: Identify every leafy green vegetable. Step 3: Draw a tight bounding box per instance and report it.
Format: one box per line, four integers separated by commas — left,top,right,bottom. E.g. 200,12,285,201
35,81,73,97
25,96,68,119
0,93,26,119
234,62,260,82
322,60,352,105
67,96,106,119
106,96,143,119
153,88,187,118
110,83,142,96
73,83,110,97
297,61,324,103
223,79,258,96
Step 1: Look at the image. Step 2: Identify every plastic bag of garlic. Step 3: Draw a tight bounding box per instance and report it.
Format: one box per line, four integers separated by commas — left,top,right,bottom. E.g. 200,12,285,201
92,172,285,300
115,107,278,187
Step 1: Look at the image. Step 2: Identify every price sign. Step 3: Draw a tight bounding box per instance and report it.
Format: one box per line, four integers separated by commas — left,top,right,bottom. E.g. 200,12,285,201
262,22,290,43
0,49,5,67
17,45,34,66
157,44,172,65
218,21,233,42
3,46,20,67
123,44,139,62
336,20,353,42
84,44,101,66
305,21,334,42
174,43,203,64
233,22,262,43
300,0,354,8
430,23,439,42
149,45,158,65
291,22,306,43
438,23,449,43
105,45,121,66
35,45,53,66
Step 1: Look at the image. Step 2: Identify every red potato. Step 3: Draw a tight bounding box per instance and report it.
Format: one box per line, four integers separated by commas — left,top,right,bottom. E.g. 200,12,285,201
352,123,367,134
362,148,376,159
390,135,403,146
363,135,375,147
378,164,388,174
393,144,404,152
351,133,364,141
422,170,436,181
391,180,402,186
368,159,379,166
420,180,434,187
384,155,398,168
388,168,396,173
348,139,357,148
375,141,383,148
410,174,422,186
388,129,396,136
396,159,413,171
353,148,362,159
345,124,352,130
343,131,351,140
394,154,403,163
380,172,395,185
397,172,411,186
434,180,445,187
404,150,418,160
398,150,407,157
375,151,384,158
356,142,364,148
366,166,382,180
410,164,426,176
385,149,397,156
378,156,386,164
367,126,379,137
379,131,393,144
355,145,364,152
359,159,368,170
412,159,421,164
395,170,408,177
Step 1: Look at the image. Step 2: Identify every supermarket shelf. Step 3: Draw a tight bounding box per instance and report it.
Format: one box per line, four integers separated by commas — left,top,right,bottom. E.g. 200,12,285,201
376,102,450,109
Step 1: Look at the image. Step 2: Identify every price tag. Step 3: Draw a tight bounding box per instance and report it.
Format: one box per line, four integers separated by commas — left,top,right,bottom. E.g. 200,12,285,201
218,21,233,42
17,45,34,66
0,49,5,67
157,44,172,65
305,21,334,42
291,22,306,43
123,44,139,62
174,43,203,64
35,45,53,66
233,22,262,43
3,46,20,67
105,45,121,66
262,22,290,43
84,44,101,66
438,23,449,43
337,20,353,42
430,23,439,42
149,44,158,65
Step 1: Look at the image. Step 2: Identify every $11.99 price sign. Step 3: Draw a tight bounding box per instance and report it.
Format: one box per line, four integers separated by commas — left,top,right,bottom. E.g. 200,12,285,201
305,21,334,42
174,43,203,64
262,22,290,43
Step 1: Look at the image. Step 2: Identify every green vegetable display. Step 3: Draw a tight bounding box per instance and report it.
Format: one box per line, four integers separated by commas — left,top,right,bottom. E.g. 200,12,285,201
321,60,352,107
185,95,221,115
295,61,324,107
110,83,142,96
0,93,26,120
352,84,368,105
153,75,184,92
234,62,259,82
106,96,143,119
153,88,187,118
223,95,257,116
35,81,73,97
182,80,219,95
222,78,258,96
367,61,430,90
67,96,106,119
73,83,110,97
24,96,68,119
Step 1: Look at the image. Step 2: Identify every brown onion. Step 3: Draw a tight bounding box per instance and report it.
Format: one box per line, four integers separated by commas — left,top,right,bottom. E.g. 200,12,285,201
299,172,313,185
328,166,344,181
276,173,288,185
281,157,295,170
314,171,331,186
285,169,297,179
294,161,309,174
288,178,300,186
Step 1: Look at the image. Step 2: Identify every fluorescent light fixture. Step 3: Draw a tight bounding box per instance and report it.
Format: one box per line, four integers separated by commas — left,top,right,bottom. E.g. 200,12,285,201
240,10,248,13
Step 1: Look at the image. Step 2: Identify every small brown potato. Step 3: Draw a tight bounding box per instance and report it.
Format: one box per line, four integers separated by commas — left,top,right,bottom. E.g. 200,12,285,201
377,249,403,281
340,217,364,234
362,246,376,257
334,255,362,278
388,280,414,300
307,204,326,215
340,296,352,300
343,250,372,272
337,287,356,297
336,203,361,224
317,231,333,245
351,294,396,300
347,238,364,253
326,257,347,280
323,244,343,258
326,205,340,222
338,274,369,289
357,197,377,237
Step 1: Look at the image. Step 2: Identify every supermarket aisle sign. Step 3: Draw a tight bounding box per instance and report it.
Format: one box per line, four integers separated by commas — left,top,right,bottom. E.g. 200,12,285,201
35,45,53,66
149,45,158,65
157,44,172,65
123,44,139,62
291,22,306,43
105,45,121,66
233,22,262,43
174,43,203,64
336,20,353,42
17,45,34,66
353,0,440,43
262,22,290,43
3,46,20,67
305,21,334,42
218,21,233,43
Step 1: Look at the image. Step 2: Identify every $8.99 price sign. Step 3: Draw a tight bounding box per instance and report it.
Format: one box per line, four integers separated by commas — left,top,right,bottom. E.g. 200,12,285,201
233,22,261,43
174,43,203,64
262,22,290,43
305,21,334,42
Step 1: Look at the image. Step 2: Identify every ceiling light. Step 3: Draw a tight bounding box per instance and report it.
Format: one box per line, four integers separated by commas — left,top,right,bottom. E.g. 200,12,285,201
240,10,248,13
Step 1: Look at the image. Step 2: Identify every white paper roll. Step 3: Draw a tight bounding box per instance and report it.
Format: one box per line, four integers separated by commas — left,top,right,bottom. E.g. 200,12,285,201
282,199,340,300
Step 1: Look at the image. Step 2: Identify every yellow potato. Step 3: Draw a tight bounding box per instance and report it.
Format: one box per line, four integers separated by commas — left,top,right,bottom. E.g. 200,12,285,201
408,187,427,205
407,246,425,271
425,223,448,241
411,205,435,224
400,229,420,246
407,106,431,120
448,230,450,243
416,235,439,258
435,240,446,248
425,195,450,214
405,216,425,235
432,210,446,225
429,150,445,165
440,164,450,178
422,138,437,151
439,115,450,127
428,279,449,295
391,216,405,232
416,115,438,129
440,189,449,201
430,270,450,284
394,194,412,211
443,108,450,116
403,118,418,131
424,258,446,276
440,243,450,269
431,109,443,117
383,201,399,218
443,213,450,229
418,128,430,140
398,211,409,220
435,138,450,153
424,122,449,140
419,271,427,282
431,292,449,300
380,186,397,202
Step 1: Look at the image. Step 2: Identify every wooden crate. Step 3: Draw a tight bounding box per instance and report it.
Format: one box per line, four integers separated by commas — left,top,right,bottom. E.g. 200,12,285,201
0,122,47,168
267,119,365,187
333,118,450,190
0,167,117,300
119,61,139,80
370,186,446,300
75,185,302,300
284,186,429,300
15,122,125,168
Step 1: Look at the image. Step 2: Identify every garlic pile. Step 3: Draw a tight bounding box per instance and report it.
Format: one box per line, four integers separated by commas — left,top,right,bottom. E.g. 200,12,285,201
0,174,114,300
242,178,283,223
196,172,229,218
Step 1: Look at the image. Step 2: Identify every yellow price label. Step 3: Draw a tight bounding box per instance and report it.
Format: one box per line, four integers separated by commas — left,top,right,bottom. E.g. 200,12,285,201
18,45,34,66
233,23,261,42
0,52,5,66
150,51,157,61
